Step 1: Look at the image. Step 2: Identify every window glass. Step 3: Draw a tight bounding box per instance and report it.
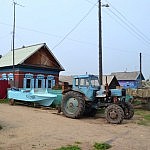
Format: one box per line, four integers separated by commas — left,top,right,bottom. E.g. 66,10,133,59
80,78,89,86
38,80,42,88
26,79,31,88
75,79,79,86
48,80,52,88
91,79,100,87
80,79,85,86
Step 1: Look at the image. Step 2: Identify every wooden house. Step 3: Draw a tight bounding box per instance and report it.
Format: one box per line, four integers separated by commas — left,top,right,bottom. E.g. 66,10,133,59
102,75,120,89
0,43,64,88
111,71,145,89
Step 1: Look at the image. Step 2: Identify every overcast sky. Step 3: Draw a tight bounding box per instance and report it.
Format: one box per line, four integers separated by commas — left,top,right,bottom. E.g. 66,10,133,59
0,0,150,79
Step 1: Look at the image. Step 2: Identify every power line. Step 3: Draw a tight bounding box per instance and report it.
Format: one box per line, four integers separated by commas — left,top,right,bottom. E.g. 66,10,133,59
84,0,98,6
106,8,150,46
52,1,98,50
0,22,97,47
103,9,146,43
86,0,150,46
105,0,150,44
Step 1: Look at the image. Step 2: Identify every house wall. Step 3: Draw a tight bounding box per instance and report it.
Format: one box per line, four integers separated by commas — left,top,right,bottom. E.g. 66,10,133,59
109,79,120,89
24,48,59,69
118,80,138,89
0,70,60,88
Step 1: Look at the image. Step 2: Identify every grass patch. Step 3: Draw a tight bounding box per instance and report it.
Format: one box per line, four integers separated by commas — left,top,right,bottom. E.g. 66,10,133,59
97,108,105,114
133,99,142,106
93,142,111,150
55,145,81,150
0,99,9,104
135,109,150,126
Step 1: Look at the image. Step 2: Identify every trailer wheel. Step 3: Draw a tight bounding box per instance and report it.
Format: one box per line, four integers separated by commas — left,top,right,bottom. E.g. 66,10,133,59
9,99,15,105
61,91,85,118
105,104,124,124
124,102,134,119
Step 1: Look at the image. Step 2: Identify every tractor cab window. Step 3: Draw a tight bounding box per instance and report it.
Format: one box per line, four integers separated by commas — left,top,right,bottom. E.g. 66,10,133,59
75,78,79,86
80,78,89,87
91,78,100,87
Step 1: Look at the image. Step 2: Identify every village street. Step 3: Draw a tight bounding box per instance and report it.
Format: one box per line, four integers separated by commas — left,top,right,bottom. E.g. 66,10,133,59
0,104,150,150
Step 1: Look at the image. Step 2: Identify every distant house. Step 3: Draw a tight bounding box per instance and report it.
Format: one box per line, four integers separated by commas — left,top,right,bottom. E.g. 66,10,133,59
103,75,120,89
111,71,145,89
0,43,64,88
59,75,120,89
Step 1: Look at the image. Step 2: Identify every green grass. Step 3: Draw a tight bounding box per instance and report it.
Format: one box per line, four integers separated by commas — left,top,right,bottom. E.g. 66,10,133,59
0,99,9,104
55,141,112,150
135,109,150,126
55,145,81,150
93,142,111,150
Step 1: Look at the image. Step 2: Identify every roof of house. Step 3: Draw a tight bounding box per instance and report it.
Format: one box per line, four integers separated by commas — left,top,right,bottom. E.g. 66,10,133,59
59,75,73,85
102,75,116,85
0,43,64,70
111,71,143,80
59,75,117,86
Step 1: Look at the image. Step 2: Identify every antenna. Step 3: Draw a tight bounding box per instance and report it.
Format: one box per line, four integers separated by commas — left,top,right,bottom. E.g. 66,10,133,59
12,1,24,87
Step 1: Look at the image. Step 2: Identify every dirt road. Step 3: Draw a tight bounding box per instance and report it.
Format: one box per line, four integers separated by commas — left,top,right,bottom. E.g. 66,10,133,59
0,104,150,150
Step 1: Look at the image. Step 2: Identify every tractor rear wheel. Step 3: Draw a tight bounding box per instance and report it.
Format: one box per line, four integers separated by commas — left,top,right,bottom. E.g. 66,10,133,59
124,102,134,119
61,91,85,119
105,104,124,124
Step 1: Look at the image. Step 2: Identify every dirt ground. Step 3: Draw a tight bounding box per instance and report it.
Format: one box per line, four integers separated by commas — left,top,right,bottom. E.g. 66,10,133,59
0,104,150,150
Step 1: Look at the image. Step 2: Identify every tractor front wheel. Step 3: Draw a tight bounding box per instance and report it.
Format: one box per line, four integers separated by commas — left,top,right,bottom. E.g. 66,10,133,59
105,104,124,124
61,91,85,119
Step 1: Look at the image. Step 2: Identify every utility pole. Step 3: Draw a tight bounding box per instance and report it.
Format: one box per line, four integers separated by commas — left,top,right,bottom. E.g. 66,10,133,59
98,0,102,85
12,1,24,87
12,1,16,87
98,0,109,85
140,52,142,87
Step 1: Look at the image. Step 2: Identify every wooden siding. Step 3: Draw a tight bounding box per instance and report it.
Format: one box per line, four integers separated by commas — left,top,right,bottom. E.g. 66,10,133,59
24,47,60,69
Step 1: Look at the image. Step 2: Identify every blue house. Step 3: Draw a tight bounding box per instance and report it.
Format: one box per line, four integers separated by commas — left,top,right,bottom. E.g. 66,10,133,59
111,71,145,89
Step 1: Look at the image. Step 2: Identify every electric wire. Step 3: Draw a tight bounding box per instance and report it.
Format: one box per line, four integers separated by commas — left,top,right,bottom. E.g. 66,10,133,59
84,0,98,6
102,9,146,44
51,1,98,50
0,22,97,47
107,8,150,46
105,0,150,42
84,0,150,46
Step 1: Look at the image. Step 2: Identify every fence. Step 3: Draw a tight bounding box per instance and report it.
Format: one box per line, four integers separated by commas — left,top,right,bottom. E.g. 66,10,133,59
0,80,10,99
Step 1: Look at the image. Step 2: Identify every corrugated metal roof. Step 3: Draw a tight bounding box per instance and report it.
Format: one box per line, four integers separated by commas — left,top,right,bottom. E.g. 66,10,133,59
0,43,65,71
111,71,140,80
59,75,73,85
0,43,44,67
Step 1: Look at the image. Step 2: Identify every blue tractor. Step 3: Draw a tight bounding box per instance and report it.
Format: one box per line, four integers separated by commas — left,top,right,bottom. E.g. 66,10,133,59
61,74,134,124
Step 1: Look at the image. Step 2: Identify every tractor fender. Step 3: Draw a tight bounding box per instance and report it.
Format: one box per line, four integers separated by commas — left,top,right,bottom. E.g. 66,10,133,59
62,89,86,100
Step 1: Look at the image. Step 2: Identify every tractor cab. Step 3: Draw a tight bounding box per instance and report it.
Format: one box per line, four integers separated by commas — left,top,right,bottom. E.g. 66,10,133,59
72,74,100,100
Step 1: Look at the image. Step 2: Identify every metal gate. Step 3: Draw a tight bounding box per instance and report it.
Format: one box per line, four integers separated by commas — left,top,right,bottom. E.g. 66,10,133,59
0,80,10,99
